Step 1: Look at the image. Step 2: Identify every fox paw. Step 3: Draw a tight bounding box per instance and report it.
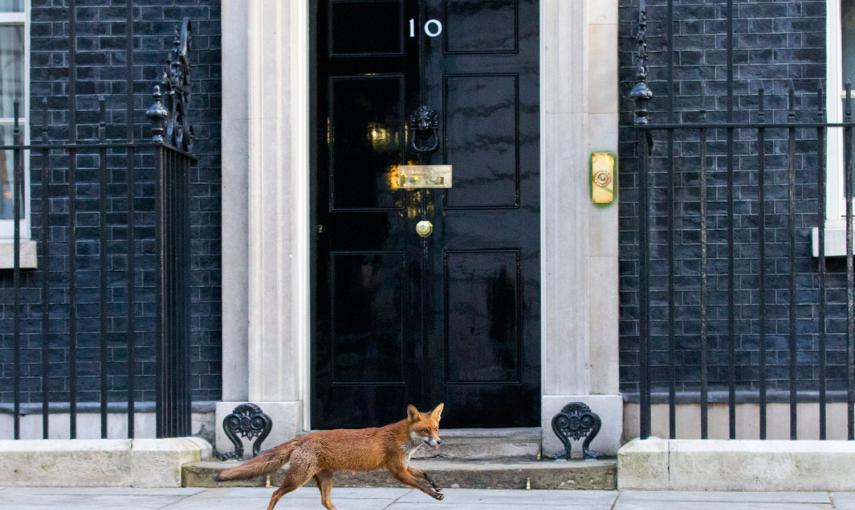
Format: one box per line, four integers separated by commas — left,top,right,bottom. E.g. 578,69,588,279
424,474,440,491
431,491,445,501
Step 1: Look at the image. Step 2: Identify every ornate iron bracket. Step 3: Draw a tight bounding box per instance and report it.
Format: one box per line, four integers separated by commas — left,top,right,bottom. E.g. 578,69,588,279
551,402,601,460
628,0,654,154
408,105,440,154
146,18,194,151
217,403,273,461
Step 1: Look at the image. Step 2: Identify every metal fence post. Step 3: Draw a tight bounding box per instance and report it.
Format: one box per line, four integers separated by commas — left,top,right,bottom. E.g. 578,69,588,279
629,0,653,440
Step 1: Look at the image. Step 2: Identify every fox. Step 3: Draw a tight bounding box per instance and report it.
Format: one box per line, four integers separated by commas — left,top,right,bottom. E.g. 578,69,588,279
216,403,446,510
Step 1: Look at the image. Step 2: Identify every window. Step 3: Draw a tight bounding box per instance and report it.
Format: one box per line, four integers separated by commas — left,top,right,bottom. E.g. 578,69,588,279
0,0,27,239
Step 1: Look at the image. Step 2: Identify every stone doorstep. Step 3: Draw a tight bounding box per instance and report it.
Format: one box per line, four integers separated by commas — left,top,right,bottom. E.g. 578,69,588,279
217,427,543,462
182,458,617,490
411,427,541,460
0,438,212,488
618,438,855,491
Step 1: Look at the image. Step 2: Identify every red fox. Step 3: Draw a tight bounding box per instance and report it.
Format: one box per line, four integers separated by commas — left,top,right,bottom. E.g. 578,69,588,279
216,403,446,510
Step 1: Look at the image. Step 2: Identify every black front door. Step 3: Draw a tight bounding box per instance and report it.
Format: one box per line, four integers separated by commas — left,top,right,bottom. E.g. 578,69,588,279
312,0,540,428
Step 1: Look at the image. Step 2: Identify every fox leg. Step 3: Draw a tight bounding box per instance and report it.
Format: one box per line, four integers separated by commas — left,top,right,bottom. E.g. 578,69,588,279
408,466,441,492
389,465,444,501
267,457,315,510
314,470,336,510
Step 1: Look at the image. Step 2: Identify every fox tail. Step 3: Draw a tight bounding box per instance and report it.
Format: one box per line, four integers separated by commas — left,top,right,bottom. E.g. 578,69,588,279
215,440,298,481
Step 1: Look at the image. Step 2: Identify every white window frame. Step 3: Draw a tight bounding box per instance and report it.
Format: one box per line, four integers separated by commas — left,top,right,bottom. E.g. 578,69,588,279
0,2,30,240
814,0,855,255
827,0,846,227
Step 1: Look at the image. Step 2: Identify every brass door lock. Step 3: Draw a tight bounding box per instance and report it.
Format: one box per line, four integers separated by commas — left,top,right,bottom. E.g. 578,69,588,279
415,220,433,238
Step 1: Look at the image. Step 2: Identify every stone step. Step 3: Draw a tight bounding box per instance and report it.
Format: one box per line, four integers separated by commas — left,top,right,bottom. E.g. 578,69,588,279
411,427,541,460
182,458,616,491
220,427,541,462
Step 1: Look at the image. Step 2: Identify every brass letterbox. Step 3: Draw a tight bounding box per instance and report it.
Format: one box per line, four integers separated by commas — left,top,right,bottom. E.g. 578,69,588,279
393,165,453,189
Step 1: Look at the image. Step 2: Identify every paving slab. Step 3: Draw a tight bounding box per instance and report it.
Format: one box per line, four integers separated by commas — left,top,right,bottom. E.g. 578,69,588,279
0,493,186,509
160,487,409,510
164,495,394,510
0,487,206,496
614,491,833,510
2,506,167,510
166,487,618,508
0,487,205,510
832,493,855,510
387,505,611,510
171,486,410,500
614,504,830,510
1,488,850,510
396,488,618,506
618,491,831,504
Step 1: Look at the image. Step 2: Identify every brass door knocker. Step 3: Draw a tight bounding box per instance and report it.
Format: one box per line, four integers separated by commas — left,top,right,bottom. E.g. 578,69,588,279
409,105,439,154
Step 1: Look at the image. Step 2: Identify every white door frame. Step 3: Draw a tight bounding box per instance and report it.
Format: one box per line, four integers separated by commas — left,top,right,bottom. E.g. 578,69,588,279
218,0,622,455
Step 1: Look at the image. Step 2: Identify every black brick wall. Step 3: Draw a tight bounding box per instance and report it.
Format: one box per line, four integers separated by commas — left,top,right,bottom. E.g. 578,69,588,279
617,0,850,396
0,0,221,404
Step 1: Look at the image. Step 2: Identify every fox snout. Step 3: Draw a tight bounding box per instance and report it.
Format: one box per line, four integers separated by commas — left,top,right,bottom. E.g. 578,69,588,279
424,437,442,448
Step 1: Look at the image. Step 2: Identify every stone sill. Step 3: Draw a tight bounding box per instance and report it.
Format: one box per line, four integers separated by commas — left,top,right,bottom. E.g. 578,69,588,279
619,438,855,491
0,239,37,269
0,437,212,487
811,224,855,257
622,389,852,404
0,400,218,415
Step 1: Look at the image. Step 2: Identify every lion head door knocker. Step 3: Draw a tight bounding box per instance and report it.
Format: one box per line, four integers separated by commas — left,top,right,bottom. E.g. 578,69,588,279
408,105,440,154
551,402,602,460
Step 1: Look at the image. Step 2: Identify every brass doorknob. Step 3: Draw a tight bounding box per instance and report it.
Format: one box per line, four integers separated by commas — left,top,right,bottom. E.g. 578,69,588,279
415,220,433,238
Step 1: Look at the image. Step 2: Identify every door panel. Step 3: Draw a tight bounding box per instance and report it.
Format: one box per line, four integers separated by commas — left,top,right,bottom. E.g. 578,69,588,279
444,74,519,208
313,0,539,429
444,0,518,54
331,252,406,383
444,250,521,384
330,0,405,56
329,75,405,210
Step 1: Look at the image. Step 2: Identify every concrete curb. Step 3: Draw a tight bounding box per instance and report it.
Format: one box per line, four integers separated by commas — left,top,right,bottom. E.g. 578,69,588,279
0,437,212,488
618,438,855,491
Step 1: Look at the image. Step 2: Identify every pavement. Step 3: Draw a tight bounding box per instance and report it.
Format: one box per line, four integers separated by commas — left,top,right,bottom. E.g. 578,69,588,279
2,488,855,510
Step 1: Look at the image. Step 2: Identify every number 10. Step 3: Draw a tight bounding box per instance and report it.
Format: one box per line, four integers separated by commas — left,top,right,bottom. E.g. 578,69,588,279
409,18,443,38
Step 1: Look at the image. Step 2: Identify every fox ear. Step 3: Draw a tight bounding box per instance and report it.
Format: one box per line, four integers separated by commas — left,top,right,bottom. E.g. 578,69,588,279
431,403,444,421
407,404,420,422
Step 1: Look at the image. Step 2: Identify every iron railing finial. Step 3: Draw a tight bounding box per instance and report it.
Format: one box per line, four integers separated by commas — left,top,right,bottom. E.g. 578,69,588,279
145,18,193,150
146,85,168,143
629,0,654,152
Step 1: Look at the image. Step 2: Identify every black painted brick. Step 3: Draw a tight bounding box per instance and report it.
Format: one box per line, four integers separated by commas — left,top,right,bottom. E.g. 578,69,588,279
619,0,837,395
0,0,221,406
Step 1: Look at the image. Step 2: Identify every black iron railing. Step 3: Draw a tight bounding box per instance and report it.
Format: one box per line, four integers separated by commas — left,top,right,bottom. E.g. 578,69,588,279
2,19,195,439
630,0,855,440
